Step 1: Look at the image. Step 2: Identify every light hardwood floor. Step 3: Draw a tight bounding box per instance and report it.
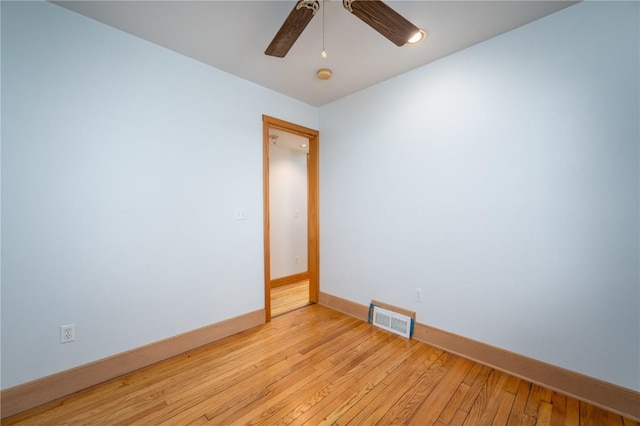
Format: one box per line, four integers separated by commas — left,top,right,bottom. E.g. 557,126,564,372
271,280,310,317
4,304,638,425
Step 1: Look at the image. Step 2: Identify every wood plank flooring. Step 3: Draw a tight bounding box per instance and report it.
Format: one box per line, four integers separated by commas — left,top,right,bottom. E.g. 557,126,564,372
4,304,638,425
271,280,310,317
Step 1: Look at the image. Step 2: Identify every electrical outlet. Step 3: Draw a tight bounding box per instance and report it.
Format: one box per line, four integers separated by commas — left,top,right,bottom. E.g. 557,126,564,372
60,324,75,344
415,288,423,302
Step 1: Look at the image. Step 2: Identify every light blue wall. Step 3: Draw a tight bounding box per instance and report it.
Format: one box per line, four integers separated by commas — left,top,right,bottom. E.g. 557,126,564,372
1,1,317,389
320,1,639,390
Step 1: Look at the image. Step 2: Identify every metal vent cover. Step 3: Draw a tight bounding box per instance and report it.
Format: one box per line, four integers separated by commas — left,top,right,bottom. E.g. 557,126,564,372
371,305,412,339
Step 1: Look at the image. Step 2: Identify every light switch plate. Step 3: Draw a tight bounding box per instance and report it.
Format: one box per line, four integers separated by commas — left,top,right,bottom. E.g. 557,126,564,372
234,208,247,221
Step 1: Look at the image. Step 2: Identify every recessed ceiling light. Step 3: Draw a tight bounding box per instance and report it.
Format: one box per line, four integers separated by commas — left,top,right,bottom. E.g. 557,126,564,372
300,143,308,148
406,29,427,45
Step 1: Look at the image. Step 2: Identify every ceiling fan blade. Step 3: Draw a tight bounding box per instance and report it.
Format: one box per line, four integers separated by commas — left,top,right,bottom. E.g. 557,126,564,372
265,0,319,58
344,0,420,47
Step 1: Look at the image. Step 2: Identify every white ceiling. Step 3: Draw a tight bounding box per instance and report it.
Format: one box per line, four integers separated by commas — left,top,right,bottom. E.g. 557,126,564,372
53,0,577,107
269,128,310,153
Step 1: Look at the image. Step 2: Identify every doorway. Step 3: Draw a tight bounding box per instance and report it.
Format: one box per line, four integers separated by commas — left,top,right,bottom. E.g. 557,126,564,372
263,115,319,322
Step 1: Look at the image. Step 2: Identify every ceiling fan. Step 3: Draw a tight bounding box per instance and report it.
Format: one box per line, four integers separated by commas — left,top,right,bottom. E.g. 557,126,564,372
265,0,425,58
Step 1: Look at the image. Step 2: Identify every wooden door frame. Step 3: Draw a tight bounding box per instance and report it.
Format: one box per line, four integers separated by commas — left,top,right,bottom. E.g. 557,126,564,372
263,115,319,322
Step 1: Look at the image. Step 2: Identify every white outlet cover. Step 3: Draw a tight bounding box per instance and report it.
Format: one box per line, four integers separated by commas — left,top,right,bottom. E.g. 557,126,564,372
60,324,76,343
415,288,423,302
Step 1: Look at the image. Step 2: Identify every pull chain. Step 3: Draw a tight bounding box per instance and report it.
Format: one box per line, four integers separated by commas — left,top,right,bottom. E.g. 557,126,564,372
321,0,327,58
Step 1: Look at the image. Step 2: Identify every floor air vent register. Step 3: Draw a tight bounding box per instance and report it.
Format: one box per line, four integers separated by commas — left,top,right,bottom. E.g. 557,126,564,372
368,300,415,339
